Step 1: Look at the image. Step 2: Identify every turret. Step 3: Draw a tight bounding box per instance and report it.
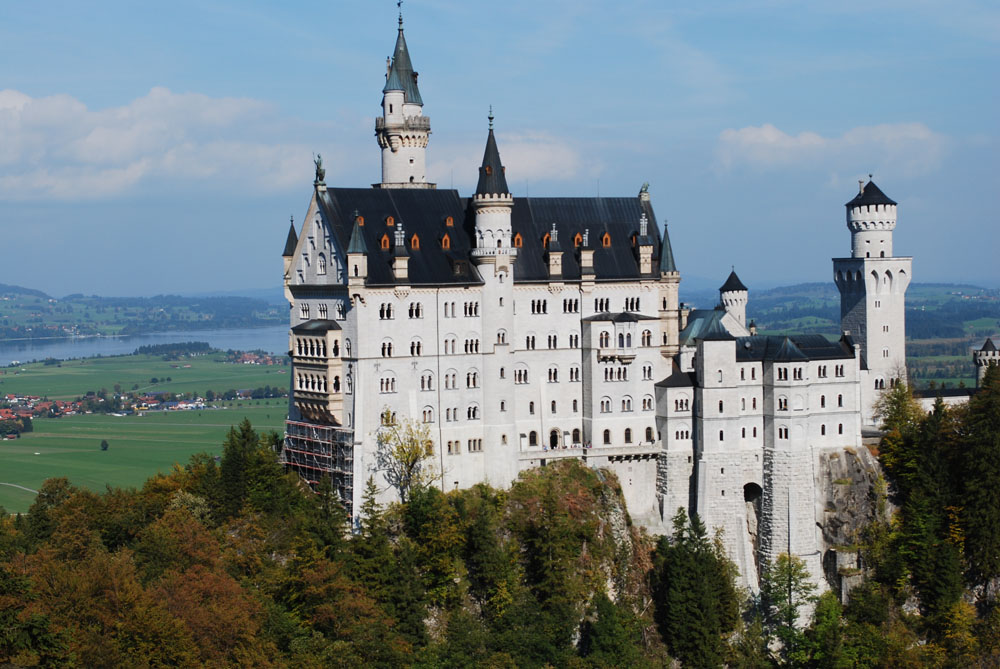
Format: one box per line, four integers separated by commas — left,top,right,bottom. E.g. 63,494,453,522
346,211,368,286
471,110,514,266
975,338,999,388
282,215,298,279
375,14,434,189
719,269,748,327
845,179,897,259
658,219,681,354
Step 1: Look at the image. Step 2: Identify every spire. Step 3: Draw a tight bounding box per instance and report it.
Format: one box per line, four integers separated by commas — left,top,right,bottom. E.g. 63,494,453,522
347,210,368,254
383,13,423,105
720,269,748,293
475,111,510,197
282,216,298,257
659,220,677,273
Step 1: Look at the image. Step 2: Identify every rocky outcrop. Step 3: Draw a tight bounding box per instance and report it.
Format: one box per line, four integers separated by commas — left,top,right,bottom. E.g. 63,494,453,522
816,445,885,601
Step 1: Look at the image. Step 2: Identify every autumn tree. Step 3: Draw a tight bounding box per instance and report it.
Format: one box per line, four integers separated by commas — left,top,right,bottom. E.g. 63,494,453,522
373,409,436,503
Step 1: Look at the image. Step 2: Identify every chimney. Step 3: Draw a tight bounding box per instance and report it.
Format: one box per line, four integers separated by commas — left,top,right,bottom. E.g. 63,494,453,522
580,228,594,275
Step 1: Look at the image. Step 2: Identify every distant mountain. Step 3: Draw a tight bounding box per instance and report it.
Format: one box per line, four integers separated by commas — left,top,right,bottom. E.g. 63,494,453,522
0,283,52,300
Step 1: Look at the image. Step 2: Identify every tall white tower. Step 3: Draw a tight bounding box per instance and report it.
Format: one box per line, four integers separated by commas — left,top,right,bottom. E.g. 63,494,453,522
719,269,749,328
471,112,517,487
375,14,434,189
833,179,912,424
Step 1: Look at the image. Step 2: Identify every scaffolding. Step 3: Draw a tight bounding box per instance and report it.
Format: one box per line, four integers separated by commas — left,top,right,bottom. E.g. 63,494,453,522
283,419,355,516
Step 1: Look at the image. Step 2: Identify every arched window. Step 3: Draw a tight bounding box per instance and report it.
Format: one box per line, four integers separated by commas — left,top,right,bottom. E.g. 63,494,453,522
572,428,581,443
624,428,632,443
445,216,454,227
603,429,611,445
601,232,611,248
441,233,451,250
645,427,653,442
410,233,420,249
513,233,523,248
549,430,560,448
386,215,394,226
380,234,390,250
529,431,538,446
317,254,327,275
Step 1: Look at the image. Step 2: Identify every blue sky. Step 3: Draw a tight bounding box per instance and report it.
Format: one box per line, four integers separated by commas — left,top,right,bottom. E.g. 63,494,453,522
1,0,997,297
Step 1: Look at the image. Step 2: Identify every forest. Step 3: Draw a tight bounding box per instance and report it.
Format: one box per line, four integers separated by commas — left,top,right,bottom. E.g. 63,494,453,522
1,368,999,667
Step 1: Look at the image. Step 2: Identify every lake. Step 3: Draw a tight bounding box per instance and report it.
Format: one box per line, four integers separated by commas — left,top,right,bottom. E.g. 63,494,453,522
0,325,289,366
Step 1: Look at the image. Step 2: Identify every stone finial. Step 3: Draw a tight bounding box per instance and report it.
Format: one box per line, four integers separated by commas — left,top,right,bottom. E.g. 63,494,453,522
582,229,590,247
550,222,558,244
639,212,648,237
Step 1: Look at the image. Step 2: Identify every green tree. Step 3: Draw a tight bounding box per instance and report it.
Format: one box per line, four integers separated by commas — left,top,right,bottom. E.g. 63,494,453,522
578,592,645,668
760,553,817,665
652,509,740,668
960,364,1000,582
219,418,258,518
100,439,109,451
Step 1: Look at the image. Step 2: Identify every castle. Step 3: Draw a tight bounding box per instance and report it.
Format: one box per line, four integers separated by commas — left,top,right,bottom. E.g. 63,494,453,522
280,16,912,591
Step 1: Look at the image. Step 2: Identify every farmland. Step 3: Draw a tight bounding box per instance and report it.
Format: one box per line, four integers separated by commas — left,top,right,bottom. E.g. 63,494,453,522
0,401,288,513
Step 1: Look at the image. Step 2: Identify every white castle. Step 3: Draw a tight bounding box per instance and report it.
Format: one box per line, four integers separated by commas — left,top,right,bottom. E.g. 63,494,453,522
280,16,912,591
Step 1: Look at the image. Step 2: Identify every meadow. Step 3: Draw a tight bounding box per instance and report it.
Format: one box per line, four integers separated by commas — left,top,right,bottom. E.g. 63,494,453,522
0,352,288,400
0,400,287,513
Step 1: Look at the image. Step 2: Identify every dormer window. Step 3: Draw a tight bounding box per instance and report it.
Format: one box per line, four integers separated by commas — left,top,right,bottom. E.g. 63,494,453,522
386,216,395,226
410,234,420,250
573,233,582,248
542,233,550,249
445,216,454,227
380,234,390,250
485,166,493,175
602,232,611,248
513,233,523,248
441,233,451,250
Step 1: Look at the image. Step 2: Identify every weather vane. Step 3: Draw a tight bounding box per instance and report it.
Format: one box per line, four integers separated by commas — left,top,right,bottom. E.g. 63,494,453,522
488,105,494,130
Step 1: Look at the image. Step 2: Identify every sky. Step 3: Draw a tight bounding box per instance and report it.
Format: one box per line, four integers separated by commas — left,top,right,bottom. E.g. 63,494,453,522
1,0,998,297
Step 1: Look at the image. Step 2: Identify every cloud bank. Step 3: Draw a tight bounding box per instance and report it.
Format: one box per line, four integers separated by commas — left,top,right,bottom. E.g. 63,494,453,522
0,87,324,201
716,122,948,177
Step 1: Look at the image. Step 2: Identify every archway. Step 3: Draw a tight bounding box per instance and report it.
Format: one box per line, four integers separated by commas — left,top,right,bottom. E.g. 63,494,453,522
550,429,560,449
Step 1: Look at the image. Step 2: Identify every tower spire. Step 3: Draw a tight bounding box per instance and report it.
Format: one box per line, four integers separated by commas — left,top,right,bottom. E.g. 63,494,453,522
475,110,509,197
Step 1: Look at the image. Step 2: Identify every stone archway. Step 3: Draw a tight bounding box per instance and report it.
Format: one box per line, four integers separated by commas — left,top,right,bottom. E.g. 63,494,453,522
549,429,560,449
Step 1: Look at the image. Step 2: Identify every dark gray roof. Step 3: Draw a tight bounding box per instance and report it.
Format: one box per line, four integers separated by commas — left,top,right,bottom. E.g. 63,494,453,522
655,367,696,388
291,319,342,333
383,20,423,105
475,127,510,196
845,180,896,207
659,223,677,273
305,188,665,286
981,338,997,352
282,221,298,257
678,308,728,345
734,334,855,363
346,215,368,254
719,270,747,293
584,311,660,323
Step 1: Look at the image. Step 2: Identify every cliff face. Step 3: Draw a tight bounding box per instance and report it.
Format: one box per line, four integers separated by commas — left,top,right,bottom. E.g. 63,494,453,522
815,445,886,599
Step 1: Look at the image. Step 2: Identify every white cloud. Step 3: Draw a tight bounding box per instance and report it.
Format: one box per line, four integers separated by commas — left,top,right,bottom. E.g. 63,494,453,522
429,132,587,190
716,122,949,177
0,87,334,201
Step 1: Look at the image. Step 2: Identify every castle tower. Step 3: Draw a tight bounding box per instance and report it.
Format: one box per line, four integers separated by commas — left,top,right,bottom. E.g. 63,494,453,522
975,339,999,388
833,179,912,424
375,14,434,189
471,112,517,487
282,216,298,302
719,269,748,328
658,219,682,356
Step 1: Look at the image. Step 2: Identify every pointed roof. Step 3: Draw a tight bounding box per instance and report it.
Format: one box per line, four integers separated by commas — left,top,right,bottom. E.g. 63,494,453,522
845,180,896,208
282,219,298,257
383,17,423,105
773,336,809,362
981,338,997,352
658,222,677,273
347,213,368,254
475,113,510,197
719,270,747,293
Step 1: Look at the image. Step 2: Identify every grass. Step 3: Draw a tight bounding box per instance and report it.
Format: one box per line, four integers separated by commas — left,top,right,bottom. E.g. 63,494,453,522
0,352,289,401
0,400,287,513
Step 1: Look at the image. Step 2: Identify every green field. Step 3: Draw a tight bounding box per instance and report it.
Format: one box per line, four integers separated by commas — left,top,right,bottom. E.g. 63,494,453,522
0,401,287,513
0,352,289,400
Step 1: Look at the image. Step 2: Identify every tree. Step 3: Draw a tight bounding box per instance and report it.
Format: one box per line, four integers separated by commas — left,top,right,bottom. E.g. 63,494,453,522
760,553,817,665
219,418,258,518
652,509,740,668
960,364,1000,582
373,409,436,504
577,592,645,668
100,439,109,451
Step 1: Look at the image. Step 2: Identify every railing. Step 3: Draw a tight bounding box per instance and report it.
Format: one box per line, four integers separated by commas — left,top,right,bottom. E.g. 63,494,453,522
375,116,431,131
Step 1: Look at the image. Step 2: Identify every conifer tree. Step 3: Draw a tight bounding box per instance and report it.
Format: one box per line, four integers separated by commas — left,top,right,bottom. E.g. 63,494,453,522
961,364,1000,582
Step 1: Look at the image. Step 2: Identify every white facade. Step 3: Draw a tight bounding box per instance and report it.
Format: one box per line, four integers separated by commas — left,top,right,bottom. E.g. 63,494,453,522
279,18,908,595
